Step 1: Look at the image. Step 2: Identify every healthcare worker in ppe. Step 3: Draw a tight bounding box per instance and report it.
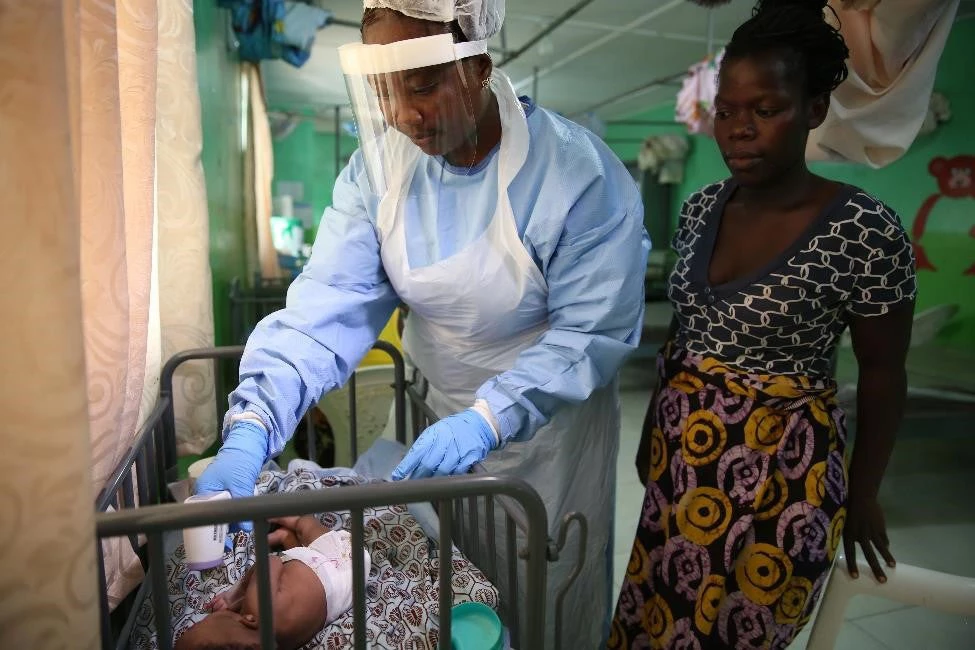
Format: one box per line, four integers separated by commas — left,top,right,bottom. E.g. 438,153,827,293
195,0,650,647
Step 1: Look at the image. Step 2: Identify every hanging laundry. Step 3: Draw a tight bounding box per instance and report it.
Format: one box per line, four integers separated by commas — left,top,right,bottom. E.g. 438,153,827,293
806,0,960,167
674,49,724,136
638,135,690,185
918,91,952,137
218,0,333,68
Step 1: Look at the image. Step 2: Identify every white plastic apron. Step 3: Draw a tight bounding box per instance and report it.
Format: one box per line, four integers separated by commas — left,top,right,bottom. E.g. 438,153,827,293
376,71,618,650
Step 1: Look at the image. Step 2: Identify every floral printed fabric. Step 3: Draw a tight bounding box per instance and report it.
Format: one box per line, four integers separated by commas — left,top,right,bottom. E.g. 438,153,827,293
610,347,847,649
130,466,499,649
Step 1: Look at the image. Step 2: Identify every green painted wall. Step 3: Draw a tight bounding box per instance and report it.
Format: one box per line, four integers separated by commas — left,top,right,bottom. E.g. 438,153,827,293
195,0,250,347
270,119,358,242
607,19,975,348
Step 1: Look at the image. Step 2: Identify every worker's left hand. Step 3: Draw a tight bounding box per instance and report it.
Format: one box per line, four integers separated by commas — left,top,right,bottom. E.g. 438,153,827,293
391,409,497,480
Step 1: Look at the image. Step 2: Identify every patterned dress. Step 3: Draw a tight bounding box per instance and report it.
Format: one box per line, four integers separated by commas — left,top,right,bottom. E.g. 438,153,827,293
609,180,917,649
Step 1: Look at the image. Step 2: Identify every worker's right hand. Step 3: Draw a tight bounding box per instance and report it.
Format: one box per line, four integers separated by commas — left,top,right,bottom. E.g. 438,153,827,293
194,420,268,532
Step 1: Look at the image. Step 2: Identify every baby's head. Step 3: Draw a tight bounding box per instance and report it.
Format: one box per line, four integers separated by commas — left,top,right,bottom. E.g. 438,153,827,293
173,610,261,650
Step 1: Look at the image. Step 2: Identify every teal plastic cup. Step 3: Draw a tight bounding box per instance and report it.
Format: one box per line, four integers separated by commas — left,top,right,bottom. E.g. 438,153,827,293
450,602,504,650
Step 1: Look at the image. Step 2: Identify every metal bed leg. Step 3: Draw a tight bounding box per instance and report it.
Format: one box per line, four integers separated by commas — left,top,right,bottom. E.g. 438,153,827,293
148,532,172,650
96,539,112,650
253,520,276,649
485,497,497,580
146,434,160,505
349,373,358,463
351,508,367,650
506,515,520,646
453,499,464,553
135,448,150,507
116,579,153,650
467,496,480,564
553,513,588,650
439,500,454,648
121,476,139,554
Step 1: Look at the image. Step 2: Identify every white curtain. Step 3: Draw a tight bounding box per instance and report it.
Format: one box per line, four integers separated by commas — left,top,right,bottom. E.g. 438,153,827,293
1,1,100,646
0,0,220,616
246,62,285,281
157,0,218,458
76,0,160,613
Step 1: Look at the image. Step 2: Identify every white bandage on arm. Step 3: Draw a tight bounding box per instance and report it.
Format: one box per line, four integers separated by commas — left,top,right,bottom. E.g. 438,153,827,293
471,399,501,446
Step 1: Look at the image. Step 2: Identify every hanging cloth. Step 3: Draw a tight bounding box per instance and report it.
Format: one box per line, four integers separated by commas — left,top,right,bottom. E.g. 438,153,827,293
806,0,960,167
675,49,724,136
218,0,333,68
638,134,690,185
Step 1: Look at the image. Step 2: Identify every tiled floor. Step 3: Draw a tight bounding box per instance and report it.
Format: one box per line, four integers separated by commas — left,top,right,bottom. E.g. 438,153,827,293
611,360,975,649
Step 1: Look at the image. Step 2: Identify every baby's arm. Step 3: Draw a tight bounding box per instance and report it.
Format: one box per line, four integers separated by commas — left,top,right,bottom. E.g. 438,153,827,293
294,516,329,547
268,515,330,548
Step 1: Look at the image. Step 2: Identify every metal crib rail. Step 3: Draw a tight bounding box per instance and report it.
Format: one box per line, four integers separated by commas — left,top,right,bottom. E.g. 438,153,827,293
405,372,589,649
99,342,580,649
96,474,550,650
98,342,405,649
94,393,172,650
159,345,246,477
159,340,408,467
95,398,170,514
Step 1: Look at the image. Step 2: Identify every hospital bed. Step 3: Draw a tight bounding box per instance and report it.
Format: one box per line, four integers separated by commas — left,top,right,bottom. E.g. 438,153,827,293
94,342,589,650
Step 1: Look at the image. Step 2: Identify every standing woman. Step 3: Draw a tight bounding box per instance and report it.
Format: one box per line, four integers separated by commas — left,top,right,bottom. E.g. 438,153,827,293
611,1,916,648
195,0,650,646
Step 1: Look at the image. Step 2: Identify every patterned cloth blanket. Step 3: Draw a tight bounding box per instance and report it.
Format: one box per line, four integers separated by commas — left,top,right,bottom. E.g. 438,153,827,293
130,463,499,649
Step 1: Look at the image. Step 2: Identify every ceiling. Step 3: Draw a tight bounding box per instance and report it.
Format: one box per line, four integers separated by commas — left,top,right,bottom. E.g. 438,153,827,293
260,0,974,131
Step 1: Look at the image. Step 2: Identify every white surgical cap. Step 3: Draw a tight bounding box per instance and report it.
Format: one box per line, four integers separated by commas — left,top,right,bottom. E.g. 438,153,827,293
363,0,505,42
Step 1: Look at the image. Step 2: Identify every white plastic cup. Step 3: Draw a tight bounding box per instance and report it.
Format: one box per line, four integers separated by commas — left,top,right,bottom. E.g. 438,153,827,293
182,490,231,571
187,456,216,493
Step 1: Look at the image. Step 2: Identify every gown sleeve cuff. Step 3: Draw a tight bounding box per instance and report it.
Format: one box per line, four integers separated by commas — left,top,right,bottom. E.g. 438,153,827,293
475,386,538,445
222,405,283,456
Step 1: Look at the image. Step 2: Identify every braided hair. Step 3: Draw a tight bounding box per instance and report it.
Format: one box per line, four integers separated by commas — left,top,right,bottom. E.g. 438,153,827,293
722,0,850,99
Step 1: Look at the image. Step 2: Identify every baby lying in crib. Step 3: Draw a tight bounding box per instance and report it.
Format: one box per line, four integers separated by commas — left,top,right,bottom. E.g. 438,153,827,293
174,515,371,650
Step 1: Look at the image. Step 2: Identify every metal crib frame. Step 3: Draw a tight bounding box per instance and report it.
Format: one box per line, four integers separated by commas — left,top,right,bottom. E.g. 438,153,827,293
98,474,549,650
94,342,588,650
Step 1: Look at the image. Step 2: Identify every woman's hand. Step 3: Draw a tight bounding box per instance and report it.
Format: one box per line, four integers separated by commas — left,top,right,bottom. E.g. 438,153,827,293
843,495,896,582
842,305,912,583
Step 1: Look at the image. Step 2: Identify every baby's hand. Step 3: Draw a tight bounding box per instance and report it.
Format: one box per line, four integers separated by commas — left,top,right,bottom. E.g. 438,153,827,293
268,525,301,550
268,515,329,547
205,593,230,612
268,515,302,531
294,515,330,546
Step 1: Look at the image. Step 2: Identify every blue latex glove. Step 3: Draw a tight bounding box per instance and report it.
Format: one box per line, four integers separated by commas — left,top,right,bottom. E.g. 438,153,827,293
391,410,497,480
194,420,268,532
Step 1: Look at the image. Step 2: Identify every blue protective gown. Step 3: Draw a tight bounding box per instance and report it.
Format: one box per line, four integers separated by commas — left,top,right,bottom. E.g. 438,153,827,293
226,98,650,453
227,96,650,649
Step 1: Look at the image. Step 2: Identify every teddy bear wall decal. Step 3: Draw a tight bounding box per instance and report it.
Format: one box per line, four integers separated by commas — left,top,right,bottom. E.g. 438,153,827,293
911,155,975,275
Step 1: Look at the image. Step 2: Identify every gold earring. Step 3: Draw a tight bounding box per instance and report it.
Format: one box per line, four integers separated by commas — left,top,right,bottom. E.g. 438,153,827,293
482,77,491,89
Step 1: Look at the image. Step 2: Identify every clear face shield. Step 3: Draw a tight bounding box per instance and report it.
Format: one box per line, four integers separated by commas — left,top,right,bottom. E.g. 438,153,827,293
338,34,488,196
